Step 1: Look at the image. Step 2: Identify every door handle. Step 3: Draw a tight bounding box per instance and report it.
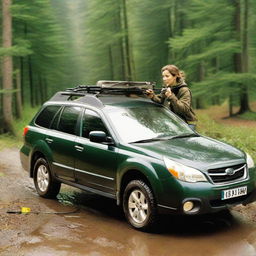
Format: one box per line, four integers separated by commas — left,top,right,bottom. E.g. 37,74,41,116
45,138,53,144
75,145,84,152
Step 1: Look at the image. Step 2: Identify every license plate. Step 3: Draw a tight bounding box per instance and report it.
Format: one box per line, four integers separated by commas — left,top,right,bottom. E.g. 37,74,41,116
221,186,247,200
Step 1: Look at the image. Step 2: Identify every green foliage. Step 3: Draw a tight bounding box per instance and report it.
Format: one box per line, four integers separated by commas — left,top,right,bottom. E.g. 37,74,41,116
0,89,19,94
192,72,256,97
0,106,39,150
13,106,39,137
0,38,32,57
1,0,256,135
186,41,240,65
0,134,21,151
197,113,256,161
82,0,125,83
128,0,170,83
237,111,256,121
168,0,255,113
12,0,73,99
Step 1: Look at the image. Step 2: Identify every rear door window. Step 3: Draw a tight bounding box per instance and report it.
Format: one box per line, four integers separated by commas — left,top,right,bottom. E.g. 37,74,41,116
35,105,61,128
58,106,82,135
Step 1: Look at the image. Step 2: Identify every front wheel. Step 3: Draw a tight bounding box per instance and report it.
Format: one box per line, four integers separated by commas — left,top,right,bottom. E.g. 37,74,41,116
33,158,61,198
123,180,157,231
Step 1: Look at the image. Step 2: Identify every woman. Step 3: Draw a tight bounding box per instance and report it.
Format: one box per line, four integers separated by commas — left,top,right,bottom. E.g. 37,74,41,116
146,64,197,130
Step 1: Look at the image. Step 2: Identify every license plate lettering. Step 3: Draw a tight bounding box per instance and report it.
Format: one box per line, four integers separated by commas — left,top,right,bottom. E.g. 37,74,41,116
221,186,247,200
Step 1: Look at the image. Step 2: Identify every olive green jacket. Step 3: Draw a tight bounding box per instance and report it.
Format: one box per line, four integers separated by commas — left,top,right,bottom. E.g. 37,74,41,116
151,83,197,124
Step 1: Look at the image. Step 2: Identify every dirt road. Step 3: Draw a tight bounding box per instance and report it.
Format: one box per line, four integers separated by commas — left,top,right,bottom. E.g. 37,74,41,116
1,148,256,256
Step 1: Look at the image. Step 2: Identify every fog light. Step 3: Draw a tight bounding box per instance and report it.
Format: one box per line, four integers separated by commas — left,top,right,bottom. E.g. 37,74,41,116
183,201,194,212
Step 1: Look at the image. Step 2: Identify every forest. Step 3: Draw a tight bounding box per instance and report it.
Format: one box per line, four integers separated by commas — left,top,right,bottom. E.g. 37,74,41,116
0,0,256,134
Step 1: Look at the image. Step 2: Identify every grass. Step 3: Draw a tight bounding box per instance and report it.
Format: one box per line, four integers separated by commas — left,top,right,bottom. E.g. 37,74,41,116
237,111,256,121
0,106,39,151
197,113,256,161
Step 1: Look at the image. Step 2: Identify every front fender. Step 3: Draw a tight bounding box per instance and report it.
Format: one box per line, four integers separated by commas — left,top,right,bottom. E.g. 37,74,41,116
116,157,164,203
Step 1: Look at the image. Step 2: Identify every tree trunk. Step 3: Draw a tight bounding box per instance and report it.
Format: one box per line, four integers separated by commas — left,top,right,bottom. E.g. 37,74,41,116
167,6,174,62
212,56,220,105
233,0,242,73
195,62,205,109
174,0,181,35
28,55,34,107
108,45,114,80
233,0,250,114
229,94,233,117
2,0,14,134
35,76,39,106
37,75,47,103
120,0,132,80
116,3,125,80
238,0,250,113
20,57,24,104
43,78,48,101
20,22,27,105
15,70,22,118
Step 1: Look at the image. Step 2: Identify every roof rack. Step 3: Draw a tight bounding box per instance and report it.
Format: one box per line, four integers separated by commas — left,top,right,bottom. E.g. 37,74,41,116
97,80,155,89
49,80,157,102
67,80,155,95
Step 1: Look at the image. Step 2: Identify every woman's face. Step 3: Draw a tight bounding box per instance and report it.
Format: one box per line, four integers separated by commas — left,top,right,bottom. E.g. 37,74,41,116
162,70,176,87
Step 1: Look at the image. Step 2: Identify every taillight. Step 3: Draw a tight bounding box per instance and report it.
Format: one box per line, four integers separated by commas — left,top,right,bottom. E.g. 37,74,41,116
23,126,29,136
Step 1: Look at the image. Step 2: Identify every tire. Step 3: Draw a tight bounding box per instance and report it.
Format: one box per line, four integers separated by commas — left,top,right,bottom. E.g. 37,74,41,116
33,158,61,198
123,180,157,231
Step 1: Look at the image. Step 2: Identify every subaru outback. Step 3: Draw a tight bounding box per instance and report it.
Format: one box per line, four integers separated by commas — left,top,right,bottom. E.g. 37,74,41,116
20,81,256,231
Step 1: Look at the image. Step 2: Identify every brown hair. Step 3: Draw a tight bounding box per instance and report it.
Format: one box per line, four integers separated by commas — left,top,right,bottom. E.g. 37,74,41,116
161,64,181,83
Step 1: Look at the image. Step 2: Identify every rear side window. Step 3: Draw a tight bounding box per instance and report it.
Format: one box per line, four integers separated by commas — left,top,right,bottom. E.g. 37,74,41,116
58,106,82,135
35,105,61,128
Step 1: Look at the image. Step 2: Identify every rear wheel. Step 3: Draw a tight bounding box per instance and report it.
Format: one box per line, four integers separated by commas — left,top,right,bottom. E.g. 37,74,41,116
33,158,61,198
123,180,157,231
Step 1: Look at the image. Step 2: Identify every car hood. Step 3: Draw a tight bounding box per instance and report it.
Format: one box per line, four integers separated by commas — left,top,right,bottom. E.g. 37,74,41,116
131,136,245,171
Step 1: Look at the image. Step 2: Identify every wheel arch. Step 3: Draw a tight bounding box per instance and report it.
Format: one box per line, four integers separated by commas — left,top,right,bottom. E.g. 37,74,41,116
30,151,47,178
29,140,53,178
118,169,157,206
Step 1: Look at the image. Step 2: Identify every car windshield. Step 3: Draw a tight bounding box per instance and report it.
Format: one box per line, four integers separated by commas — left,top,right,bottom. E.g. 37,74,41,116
105,104,195,143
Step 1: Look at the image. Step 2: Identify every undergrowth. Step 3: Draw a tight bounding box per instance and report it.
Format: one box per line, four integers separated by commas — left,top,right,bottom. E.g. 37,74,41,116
197,113,256,161
0,106,39,151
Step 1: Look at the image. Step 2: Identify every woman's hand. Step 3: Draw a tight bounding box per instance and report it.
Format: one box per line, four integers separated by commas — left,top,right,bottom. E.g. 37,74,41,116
145,89,154,99
165,87,172,98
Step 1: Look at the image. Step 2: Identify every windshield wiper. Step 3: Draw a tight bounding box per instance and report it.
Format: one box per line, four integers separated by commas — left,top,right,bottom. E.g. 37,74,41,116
131,137,168,143
168,133,200,139
130,133,199,143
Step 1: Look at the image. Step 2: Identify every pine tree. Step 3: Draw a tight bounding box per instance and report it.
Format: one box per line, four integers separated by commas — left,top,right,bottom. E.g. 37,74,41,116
2,0,14,134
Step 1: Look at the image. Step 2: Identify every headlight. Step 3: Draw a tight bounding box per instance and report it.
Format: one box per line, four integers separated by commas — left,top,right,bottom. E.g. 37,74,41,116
163,157,207,183
246,153,255,168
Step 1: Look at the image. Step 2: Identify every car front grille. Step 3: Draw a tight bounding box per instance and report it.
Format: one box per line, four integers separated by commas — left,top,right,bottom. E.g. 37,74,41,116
207,163,247,184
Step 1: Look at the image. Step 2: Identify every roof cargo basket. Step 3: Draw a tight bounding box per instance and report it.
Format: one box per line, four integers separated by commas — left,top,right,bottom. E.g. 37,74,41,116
49,80,156,102
67,81,156,95
97,80,155,90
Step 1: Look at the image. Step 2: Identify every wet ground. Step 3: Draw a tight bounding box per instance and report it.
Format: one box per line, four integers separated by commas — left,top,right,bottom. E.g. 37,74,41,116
0,148,256,256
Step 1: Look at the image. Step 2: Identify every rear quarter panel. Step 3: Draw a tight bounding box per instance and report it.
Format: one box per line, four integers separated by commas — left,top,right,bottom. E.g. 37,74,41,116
20,126,53,177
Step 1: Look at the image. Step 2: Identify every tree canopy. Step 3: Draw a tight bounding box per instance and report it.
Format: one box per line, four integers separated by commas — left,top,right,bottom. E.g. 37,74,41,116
0,0,256,133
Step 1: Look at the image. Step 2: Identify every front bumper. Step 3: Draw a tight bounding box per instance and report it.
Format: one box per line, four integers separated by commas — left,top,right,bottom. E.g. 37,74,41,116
157,170,256,215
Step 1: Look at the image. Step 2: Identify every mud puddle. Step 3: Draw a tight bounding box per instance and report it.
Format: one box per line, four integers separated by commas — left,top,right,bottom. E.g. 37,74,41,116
0,148,256,256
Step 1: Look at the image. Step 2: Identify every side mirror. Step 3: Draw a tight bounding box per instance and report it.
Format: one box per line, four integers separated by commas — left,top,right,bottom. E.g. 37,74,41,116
89,131,114,145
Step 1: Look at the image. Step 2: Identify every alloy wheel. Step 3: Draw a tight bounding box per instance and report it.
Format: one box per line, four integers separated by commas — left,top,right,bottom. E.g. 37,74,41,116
128,189,149,224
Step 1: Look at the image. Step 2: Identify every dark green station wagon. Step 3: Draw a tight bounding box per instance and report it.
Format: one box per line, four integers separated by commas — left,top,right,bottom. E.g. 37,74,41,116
20,81,256,231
